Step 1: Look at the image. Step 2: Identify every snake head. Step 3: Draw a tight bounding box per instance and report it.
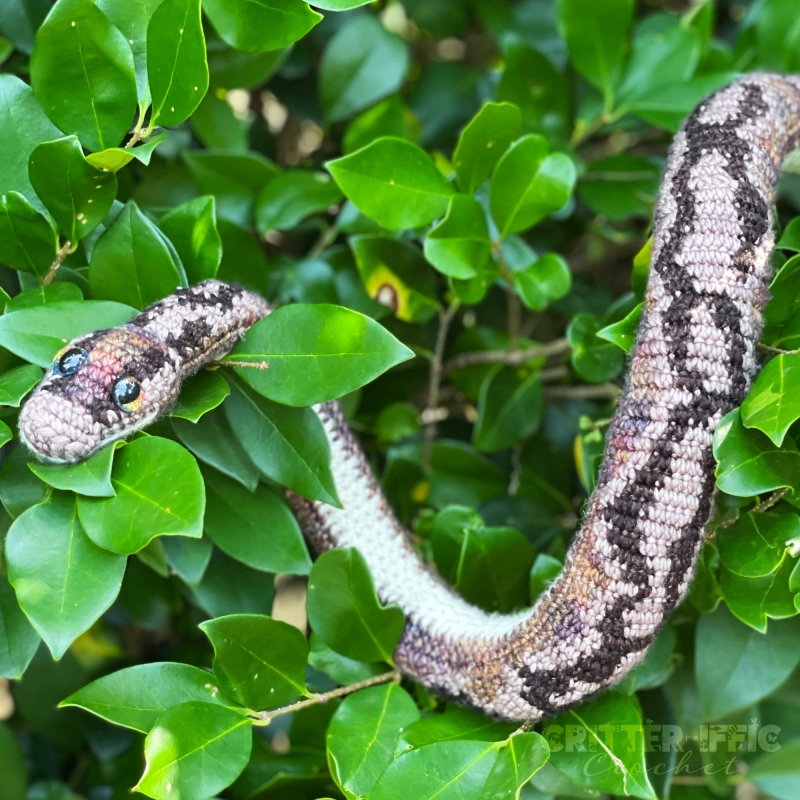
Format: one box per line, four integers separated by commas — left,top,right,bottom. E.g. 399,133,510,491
19,325,179,464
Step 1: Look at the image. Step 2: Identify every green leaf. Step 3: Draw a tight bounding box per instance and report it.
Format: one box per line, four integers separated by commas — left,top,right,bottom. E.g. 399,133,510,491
0,75,61,211
742,353,800,446
159,196,221,283
428,440,508,508
713,409,800,498
750,740,800,800
97,0,167,104
84,133,166,172
490,135,575,237
597,301,643,354
226,304,413,406
28,137,118,243
147,0,208,127
507,249,572,312
376,401,420,445
320,14,408,124
192,548,274,618
696,605,800,720
578,155,660,220
0,0,51,55
0,364,42,406
224,375,340,506
567,312,625,383
0,445,49,519
5,492,126,659
0,298,135,367
29,444,116,498
556,0,633,100
208,42,289,90
547,692,656,800
397,705,515,753
61,661,239,732
370,740,502,800
327,137,454,230
616,625,677,695
203,468,311,575
190,90,248,151
479,732,550,800
307,547,405,664
136,701,252,800
473,365,544,453
309,632,385,685
30,0,137,153
89,201,182,309
162,535,212,585
0,574,40,680
529,553,562,602
77,437,205,555
204,0,321,53
424,194,491,280
200,614,308,709
0,191,57,278
431,506,534,613
343,94,418,155
0,721,26,800
721,557,797,631
304,0,372,8
350,234,440,323
327,683,420,800
453,102,522,194
255,170,342,233
8,282,82,312
717,510,799,578
170,370,230,423
777,216,800,252
172,406,259,491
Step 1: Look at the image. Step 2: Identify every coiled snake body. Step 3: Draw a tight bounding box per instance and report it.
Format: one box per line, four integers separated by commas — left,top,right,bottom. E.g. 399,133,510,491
18,74,800,721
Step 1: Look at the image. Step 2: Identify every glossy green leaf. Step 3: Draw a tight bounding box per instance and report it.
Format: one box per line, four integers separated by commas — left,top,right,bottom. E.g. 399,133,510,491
714,409,800,498
28,137,118,243
159,196,221,283
597,301,643,354
192,548,275,618
490,135,575,237
307,547,405,663
255,170,342,233
343,94,418,155
5,492,126,659
0,445,49,519
0,721,26,800
136,701,252,800
89,201,182,309
0,363,42,406
304,0,371,8
327,137,454,230
162,535,212,585
376,402,420,445
204,0,321,53
224,375,340,506
721,557,797,631
750,740,800,800
29,444,116,498
0,574,40,680
320,14,408,124
428,439,508,508
0,0,51,55
556,0,633,100
777,216,800,252
78,437,205,555
85,133,166,173
717,510,799,578
695,604,800,720
203,468,311,575
424,194,491,280
207,42,289,90
327,683,420,800
510,251,572,312
616,625,677,695
190,90,249,151
0,299,135,367
567,312,625,384
0,191,57,278
473,365,544,453
547,692,656,799
30,0,137,153
350,234,440,322
170,370,230,423
479,732,550,800
61,661,238,732
431,506,534,613
226,303,413,406
453,102,521,194
742,353,800,446
172,406,259,491
7,282,82,312
309,632,385,686
147,0,208,127
397,705,515,754
200,614,308,709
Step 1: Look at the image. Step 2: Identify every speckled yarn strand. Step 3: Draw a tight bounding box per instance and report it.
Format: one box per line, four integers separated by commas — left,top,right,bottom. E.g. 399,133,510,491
17,74,800,721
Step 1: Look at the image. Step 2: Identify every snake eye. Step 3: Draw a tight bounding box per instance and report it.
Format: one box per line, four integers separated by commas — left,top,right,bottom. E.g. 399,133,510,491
111,376,143,413
53,347,88,376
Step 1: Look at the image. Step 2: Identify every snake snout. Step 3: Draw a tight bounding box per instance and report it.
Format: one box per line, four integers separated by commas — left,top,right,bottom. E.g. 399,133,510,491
18,391,104,464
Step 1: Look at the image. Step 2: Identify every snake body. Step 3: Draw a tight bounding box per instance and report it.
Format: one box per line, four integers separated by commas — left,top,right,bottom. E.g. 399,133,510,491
17,74,800,721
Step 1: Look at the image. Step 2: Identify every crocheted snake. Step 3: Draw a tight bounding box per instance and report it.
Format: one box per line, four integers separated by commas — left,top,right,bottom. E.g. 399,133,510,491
16,74,800,721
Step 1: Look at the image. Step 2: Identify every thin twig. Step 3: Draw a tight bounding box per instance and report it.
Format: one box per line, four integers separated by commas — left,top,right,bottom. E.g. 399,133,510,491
754,487,790,513
496,249,521,350
545,383,622,401
307,224,340,259
43,240,73,285
758,342,798,355
223,360,270,371
444,338,571,372
539,365,570,383
422,300,461,468
253,669,401,725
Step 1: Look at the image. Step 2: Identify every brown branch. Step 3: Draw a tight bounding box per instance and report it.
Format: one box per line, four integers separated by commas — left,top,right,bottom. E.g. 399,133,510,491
758,342,799,356
253,668,401,725
444,338,571,372
43,240,73,285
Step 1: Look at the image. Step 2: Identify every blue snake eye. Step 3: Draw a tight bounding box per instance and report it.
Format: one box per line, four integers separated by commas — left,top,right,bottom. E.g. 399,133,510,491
111,376,142,413
53,347,88,376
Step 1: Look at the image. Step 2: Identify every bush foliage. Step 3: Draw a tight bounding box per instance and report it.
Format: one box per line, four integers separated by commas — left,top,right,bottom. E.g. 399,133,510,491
2,1,800,799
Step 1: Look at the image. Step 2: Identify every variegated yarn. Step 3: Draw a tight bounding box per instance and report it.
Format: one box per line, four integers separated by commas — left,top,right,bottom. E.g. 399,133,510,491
18,74,800,721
